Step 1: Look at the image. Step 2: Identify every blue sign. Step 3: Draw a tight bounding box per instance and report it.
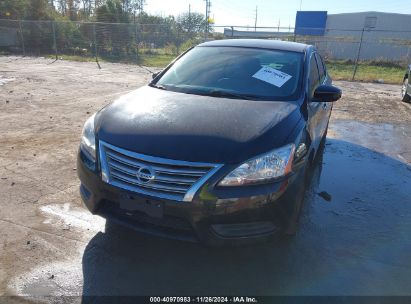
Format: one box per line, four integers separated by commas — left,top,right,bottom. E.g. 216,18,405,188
295,11,327,36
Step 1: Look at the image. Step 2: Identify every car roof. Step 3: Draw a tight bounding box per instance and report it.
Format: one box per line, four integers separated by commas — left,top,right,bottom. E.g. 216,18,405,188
198,39,310,53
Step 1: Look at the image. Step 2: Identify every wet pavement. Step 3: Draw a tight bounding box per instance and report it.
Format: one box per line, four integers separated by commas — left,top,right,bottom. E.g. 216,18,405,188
8,121,411,299
14,132,411,297
1,57,411,300
81,135,411,296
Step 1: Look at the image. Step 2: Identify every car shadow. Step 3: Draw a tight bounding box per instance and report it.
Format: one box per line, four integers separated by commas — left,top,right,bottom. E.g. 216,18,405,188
81,138,411,298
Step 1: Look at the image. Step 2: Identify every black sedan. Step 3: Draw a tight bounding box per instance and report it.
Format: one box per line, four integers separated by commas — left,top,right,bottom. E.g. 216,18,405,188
77,39,342,245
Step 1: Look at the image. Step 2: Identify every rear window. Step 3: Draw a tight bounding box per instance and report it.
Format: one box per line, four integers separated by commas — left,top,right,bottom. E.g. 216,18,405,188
156,46,304,101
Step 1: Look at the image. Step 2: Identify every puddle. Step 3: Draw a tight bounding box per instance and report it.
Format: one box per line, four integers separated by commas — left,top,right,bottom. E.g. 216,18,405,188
329,120,411,164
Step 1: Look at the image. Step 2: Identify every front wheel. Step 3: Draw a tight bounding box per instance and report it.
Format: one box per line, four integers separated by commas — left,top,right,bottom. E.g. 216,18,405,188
401,78,411,102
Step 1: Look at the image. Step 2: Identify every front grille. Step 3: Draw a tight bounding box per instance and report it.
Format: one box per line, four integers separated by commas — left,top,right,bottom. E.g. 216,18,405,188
99,141,222,202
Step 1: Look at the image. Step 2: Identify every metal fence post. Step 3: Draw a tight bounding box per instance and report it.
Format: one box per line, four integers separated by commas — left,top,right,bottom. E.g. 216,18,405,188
135,23,139,62
352,28,365,81
176,27,180,55
19,20,26,56
51,21,58,60
93,23,101,69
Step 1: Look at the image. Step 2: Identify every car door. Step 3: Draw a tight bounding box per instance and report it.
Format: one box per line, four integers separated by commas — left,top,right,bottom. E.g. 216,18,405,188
306,52,322,149
315,53,332,137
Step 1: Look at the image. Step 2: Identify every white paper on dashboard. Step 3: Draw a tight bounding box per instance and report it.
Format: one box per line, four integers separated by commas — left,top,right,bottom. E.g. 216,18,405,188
252,66,292,87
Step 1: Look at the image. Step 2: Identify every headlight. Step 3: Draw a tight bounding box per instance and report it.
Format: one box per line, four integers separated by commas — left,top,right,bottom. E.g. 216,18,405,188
80,113,96,162
218,144,295,186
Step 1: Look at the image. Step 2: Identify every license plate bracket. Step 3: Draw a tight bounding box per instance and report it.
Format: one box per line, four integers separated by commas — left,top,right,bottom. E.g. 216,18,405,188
119,193,164,218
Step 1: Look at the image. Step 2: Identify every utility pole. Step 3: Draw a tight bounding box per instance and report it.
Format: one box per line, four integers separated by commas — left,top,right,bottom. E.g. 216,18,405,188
188,4,192,35
254,6,258,31
204,0,211,41
300,0,303,11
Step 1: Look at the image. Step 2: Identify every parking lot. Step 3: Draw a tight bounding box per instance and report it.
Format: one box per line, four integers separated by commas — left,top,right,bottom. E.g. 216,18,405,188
1,56,411,300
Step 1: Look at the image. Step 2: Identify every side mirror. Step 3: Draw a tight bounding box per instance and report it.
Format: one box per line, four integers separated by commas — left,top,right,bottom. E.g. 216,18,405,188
313,85,342,102
152,72,160,79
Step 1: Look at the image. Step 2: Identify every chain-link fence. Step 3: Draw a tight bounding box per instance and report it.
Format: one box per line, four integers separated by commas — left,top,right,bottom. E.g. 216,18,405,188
0,19,200,62
219,25,411,61
1,19,411,78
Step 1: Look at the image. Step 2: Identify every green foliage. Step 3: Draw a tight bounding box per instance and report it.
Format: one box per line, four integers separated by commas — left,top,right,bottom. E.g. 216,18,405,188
27,0,52,20
5,0,405,85
176,12,207,39
0,0,55,20
326,60,405,84
0,0,29,19
163,43,178,56
122,0,146,15
1,0,209,63
95,1,135,59
96,0,129,23
55,21,88,53
179,38,201,52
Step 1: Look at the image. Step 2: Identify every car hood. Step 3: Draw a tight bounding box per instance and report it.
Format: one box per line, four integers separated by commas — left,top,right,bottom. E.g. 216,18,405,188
96,86,301,164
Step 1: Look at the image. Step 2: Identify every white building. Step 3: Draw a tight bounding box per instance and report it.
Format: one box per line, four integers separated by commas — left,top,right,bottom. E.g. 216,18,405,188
223,11,411,62
316,12,411,61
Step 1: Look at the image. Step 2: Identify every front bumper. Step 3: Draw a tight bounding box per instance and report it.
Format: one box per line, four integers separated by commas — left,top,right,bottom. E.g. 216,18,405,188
77,150,307,245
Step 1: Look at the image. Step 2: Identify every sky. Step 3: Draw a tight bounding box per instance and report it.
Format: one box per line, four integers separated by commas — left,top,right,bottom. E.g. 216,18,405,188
144,0,411,28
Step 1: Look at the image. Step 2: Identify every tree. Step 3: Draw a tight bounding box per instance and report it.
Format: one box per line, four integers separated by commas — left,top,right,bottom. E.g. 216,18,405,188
27,0,53,20
125,0,145,16
0,0,29,19
56,0,67,16
95,0,132,58
78,0,93,19
96,0,129,23
176,12,207,38
66,0,80,20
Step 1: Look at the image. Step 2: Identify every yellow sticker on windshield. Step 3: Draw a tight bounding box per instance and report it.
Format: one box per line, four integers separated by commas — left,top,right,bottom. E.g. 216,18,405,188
252,66,292,87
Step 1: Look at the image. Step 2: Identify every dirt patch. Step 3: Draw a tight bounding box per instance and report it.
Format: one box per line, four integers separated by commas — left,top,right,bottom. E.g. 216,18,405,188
330,80,411,124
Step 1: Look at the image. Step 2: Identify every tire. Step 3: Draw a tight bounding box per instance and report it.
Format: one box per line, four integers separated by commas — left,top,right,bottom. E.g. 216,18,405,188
402,78,411,102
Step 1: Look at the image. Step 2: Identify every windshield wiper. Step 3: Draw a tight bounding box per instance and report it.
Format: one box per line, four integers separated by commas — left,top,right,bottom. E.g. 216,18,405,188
206,90,262,100
149,85,263,100
149,83,168,90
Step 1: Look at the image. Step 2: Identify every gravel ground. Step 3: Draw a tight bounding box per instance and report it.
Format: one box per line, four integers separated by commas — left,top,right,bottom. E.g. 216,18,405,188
0,56,411,301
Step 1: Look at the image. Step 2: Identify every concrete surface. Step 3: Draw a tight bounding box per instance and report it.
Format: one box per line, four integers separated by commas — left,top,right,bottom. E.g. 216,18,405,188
1,56,411,301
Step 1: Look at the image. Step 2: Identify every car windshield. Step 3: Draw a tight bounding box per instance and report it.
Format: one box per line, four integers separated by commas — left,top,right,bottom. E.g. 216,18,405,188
155,46,304,101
